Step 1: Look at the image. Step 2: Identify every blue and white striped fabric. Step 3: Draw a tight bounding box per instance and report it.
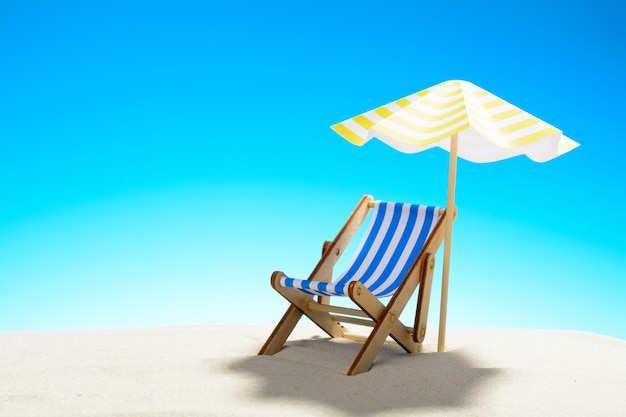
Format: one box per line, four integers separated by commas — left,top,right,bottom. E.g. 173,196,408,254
280,201,441,298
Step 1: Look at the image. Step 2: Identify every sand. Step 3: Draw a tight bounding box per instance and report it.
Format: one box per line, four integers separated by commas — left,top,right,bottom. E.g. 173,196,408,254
1,325,625,417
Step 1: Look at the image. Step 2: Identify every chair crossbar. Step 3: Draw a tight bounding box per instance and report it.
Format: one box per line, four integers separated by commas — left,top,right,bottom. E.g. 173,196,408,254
330,315,376,328
368,201,446,216
307,302,369,318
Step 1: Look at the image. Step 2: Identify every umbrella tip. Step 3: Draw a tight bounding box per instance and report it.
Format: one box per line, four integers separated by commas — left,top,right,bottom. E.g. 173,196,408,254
442,79,473,88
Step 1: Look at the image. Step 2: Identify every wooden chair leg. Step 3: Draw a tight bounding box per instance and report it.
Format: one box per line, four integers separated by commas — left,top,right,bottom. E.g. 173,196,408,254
262,271,344,354
349,281,418,353
414,253,435,343
258,304,303,355
348,321,393,375
317,240,334,306
347,281,421,375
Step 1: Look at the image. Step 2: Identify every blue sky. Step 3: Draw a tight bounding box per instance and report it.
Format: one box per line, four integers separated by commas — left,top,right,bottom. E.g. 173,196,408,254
1,0,624,340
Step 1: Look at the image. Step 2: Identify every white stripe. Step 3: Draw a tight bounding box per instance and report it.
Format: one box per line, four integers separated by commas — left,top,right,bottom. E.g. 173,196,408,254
359,203,413,289
468,116,554,146
371,205,428,295
372,116,468,144
518,133,562,161
454,129,525,162
362,109,385,124
370,130,441,154
334,202,382,285
341,119,369,141
391,102,467,129
336,202,396,284
410,97,464,118
383,101,406,113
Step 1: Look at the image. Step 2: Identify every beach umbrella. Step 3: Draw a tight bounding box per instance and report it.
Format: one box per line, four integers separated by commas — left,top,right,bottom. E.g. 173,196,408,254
331,79,579,352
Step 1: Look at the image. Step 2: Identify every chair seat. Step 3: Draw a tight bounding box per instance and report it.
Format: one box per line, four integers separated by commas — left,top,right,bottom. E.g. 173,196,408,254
279,201,441,298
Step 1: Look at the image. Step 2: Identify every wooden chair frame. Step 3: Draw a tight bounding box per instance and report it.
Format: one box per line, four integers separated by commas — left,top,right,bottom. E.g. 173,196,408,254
258,195,447,375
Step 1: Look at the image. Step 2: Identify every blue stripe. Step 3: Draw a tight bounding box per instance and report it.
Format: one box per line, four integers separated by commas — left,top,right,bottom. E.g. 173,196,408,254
333,283,348,296
283,277,296,287
375,205,436,297
283,277,337,297
366,204,419,294
334,202,389,287
282,277,316,295
353,202,404,288
313,281,334,297
316,281,329,294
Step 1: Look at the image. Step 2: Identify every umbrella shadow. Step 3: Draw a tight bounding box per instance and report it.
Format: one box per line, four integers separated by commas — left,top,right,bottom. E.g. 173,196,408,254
228,335,502,415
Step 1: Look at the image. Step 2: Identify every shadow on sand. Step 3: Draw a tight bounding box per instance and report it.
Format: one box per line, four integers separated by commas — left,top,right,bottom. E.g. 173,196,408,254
229,335,501,415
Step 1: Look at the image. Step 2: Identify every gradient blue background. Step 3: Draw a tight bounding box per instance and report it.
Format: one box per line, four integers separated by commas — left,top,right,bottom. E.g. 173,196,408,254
1,0,624,339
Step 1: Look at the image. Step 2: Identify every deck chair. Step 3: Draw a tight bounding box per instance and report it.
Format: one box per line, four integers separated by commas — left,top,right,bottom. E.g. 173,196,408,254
259,195,448,375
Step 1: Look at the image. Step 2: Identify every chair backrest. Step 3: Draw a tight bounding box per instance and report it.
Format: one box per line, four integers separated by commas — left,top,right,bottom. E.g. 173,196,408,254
333,201,441,297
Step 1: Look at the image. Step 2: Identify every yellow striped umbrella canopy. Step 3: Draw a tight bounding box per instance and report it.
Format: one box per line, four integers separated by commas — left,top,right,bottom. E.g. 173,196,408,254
332,79,579,162
331,80,579,352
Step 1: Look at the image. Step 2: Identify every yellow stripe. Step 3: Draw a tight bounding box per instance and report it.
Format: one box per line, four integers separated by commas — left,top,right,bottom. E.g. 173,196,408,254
374,106,393,118
331,123,366,146
395,97,411,108
353,114,375,130
416,88,430,98
375,122,470,147
404,102,466,122
474,89,490,98
441,80,461,88
415,81,447,98
487,108,524,122
469,111,542,136
498,117,542,135
386,112,468,135
419,95,464,111
464,97,526,123
470,121,560,148
481,98,506,110
509,127,560,147
430,84,462,98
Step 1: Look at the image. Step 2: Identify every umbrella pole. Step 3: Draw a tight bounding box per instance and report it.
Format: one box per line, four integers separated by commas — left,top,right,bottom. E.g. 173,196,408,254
438,133,458,352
